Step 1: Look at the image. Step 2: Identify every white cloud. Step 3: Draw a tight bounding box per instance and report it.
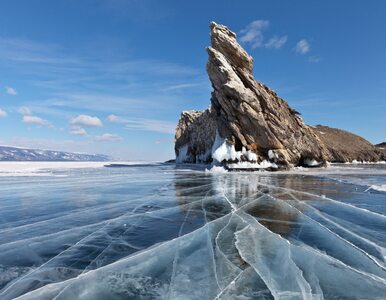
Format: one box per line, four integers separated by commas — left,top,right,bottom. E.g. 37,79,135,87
0,108,7,117
295,39,311,54
107,115,175,134
70,114,103,127
94,133,123,142
240,20,270,49
70,126,87,136
125,119,175,134
265,36,288,49
5,86,17,95
107,114,121,123
22,115,49,125
18,106,32,115
162,83,201,92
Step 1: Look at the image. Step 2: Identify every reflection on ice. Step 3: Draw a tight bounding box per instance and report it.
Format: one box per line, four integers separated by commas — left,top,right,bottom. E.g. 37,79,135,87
0,164,385,299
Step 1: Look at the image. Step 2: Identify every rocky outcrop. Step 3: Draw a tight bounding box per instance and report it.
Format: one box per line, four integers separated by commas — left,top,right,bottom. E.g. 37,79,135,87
175,22,328,169
313,126,386,162
175,109,217,163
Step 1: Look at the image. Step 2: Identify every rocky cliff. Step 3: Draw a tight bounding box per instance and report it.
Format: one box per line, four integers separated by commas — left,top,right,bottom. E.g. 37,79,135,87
175,22,328,169
313,126,386,162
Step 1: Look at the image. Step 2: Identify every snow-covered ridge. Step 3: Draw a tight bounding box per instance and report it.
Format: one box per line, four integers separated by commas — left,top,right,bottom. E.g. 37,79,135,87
0,145,109,161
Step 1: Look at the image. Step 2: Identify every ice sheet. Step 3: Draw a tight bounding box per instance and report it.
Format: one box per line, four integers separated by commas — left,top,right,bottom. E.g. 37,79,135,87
0,163,385,299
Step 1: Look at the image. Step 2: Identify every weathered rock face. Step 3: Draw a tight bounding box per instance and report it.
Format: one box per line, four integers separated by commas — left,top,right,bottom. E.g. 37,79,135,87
313,125,386,162
175,109,217,163
175,22,330,168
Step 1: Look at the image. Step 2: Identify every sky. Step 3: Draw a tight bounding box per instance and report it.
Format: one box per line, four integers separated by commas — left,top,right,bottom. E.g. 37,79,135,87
0,0,385,161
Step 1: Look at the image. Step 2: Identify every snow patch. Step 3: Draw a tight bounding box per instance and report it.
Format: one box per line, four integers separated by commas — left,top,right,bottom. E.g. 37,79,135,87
211,132,257,164
366,184,386,192
303,159,321,167
205,166,228,174
211,133,240,163
242,147,257,161
268,149,281,161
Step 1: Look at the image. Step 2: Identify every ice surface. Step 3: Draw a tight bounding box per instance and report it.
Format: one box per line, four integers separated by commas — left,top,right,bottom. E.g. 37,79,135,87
227,160,278,170
0,163,385,299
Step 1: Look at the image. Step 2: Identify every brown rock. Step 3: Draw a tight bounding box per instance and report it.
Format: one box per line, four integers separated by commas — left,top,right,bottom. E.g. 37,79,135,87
175,109,217,163
313,125,386,162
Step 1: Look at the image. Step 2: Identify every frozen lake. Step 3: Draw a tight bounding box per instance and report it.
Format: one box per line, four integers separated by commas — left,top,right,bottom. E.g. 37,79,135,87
0,162,385,299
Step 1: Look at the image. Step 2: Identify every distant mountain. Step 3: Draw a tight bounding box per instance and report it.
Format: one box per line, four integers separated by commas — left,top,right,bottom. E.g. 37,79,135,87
0,145,110,161
375,142,386,148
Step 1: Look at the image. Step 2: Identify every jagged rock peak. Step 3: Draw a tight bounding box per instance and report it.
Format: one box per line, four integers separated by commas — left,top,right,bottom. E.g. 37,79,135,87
209,22,253,74
175,22,330,170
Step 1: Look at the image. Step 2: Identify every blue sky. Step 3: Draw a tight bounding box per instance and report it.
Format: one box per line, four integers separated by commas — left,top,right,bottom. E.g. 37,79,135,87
0,0,385,160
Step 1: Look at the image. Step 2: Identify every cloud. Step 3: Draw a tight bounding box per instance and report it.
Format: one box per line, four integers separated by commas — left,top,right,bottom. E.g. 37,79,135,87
70,114,103,127
107,114,175,134
18,106,32,115
295,39,311,54
125,119,175,134
0,108,7,117
70,126,87,136
162,83,201,92
239,20,269,49
5,86,17,95
22,115,49,125
94,133,123,142
107,114,121,123
265,36,288,49
5,86,17,96
0,36,205,120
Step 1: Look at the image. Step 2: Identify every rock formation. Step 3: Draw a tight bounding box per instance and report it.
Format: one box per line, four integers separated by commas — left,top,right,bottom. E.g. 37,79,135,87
313,126,386,162
175,22,328,169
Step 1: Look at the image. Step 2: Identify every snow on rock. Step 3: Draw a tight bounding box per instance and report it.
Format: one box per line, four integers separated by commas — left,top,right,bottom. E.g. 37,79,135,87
205,166,228,174
367,184,386,192
303,158,322,167
211,132,240,163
